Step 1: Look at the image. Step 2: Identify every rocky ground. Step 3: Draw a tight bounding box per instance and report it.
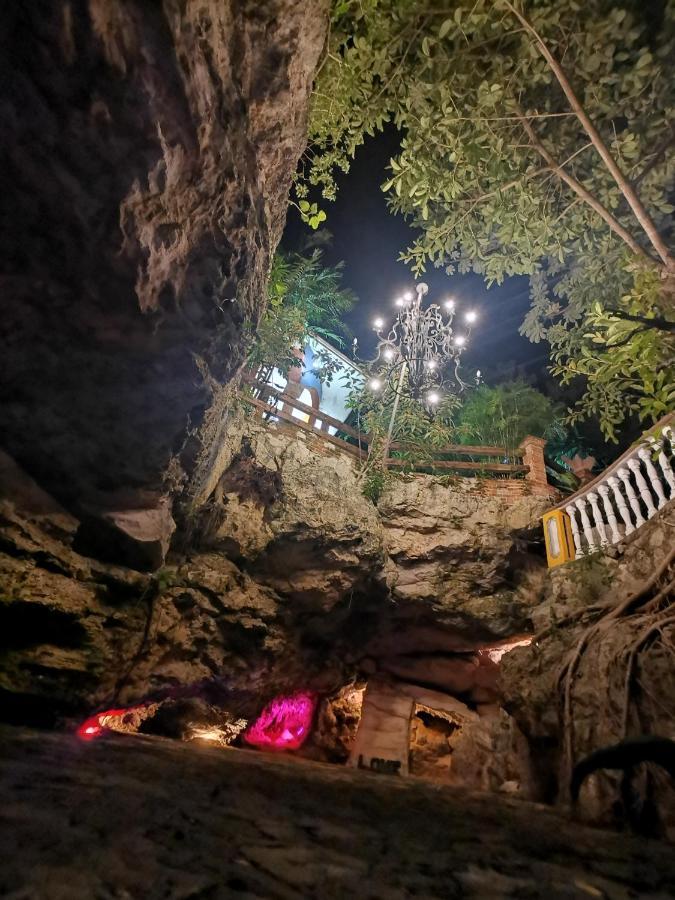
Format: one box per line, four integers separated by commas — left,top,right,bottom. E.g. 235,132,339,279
1,726,674,900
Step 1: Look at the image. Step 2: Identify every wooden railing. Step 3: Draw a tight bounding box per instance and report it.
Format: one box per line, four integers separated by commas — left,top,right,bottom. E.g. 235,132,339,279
543,413,675,567
241,376,370,460
240,377,547,482
384,442,528,476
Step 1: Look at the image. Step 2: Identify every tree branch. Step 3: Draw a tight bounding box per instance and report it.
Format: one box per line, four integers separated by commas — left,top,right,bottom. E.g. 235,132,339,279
608,309,675,333
454,142,592,220
503,0,675,271
517,113,656,264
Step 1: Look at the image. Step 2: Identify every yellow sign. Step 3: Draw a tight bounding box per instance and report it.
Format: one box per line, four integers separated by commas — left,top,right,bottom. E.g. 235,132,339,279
542,509,576,568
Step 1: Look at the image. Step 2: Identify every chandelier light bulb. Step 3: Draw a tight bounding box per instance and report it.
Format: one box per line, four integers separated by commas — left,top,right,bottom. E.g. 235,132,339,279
369,378,382,391
465,310,477,323
383,348,394,361
454,335,466,347
373,317,384,330
427,392,440,405
444,299,455,311
395,298,404,307
426,359,437,370
403,290,414,302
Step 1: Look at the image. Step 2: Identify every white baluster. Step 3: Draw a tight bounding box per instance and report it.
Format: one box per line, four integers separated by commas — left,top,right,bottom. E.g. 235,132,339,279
566,504,584,557
575,497,598,553
627,457,657,519
650,431,675,497
638,446,667,509
618,466,646,528
598,483,621,544
608,475,635,537
587,491,609,547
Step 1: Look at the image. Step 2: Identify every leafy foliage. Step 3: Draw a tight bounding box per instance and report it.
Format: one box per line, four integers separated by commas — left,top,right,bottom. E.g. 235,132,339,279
456,380,561,449
346,366,463,460
248,250,356,379
304,0,675,439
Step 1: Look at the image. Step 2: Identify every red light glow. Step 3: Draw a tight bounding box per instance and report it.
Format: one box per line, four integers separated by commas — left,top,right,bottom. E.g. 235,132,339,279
243,692,317,752
76,706,139,741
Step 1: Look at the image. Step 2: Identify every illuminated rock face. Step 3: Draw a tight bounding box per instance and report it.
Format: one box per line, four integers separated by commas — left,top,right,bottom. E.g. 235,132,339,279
243,692,317,752
0,1,328,540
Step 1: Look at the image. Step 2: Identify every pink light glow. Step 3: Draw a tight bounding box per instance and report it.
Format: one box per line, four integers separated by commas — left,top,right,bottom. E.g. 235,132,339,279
243,692,317,752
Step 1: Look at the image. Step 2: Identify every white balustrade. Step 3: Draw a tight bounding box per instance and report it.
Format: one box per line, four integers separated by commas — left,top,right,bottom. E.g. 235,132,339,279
587,492,609,547
549,415,674,565
608,475,634,537
618,466,646,528
637,447,667,509
565,504,584,557
649,430,675,496
597,484,621,543
575,497,598,553
626,457,657,518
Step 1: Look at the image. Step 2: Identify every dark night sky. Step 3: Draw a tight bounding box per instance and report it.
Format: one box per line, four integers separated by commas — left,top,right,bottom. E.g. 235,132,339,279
281,127,551,386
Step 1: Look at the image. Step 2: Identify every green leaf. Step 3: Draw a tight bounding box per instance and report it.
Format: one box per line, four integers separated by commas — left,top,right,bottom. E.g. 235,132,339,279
439,18,453,39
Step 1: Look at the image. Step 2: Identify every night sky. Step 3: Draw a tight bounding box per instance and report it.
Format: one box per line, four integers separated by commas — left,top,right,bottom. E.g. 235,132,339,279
281,127,551,386
280,129,641,457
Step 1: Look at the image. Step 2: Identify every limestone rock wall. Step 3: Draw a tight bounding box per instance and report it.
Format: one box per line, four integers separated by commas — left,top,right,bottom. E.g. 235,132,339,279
0,0,328,525
500,503,675,829
0,414,551,729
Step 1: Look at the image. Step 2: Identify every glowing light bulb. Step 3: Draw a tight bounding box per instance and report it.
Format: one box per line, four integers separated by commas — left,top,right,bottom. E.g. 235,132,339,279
427,392,440,405
465,310,477,323
383,348,394,361
373,317,384,330
426,359,437,370
403,291,413,302
454,335,466,347
395,298,404,307
444,299,455,311
369,378,382,391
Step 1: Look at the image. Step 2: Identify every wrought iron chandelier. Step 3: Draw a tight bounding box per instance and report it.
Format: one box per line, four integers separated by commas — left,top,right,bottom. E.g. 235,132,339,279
368,282,477,408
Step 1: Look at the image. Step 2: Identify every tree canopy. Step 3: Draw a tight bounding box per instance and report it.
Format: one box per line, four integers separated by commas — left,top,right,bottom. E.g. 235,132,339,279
456,379,560,448
302,0,675,439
